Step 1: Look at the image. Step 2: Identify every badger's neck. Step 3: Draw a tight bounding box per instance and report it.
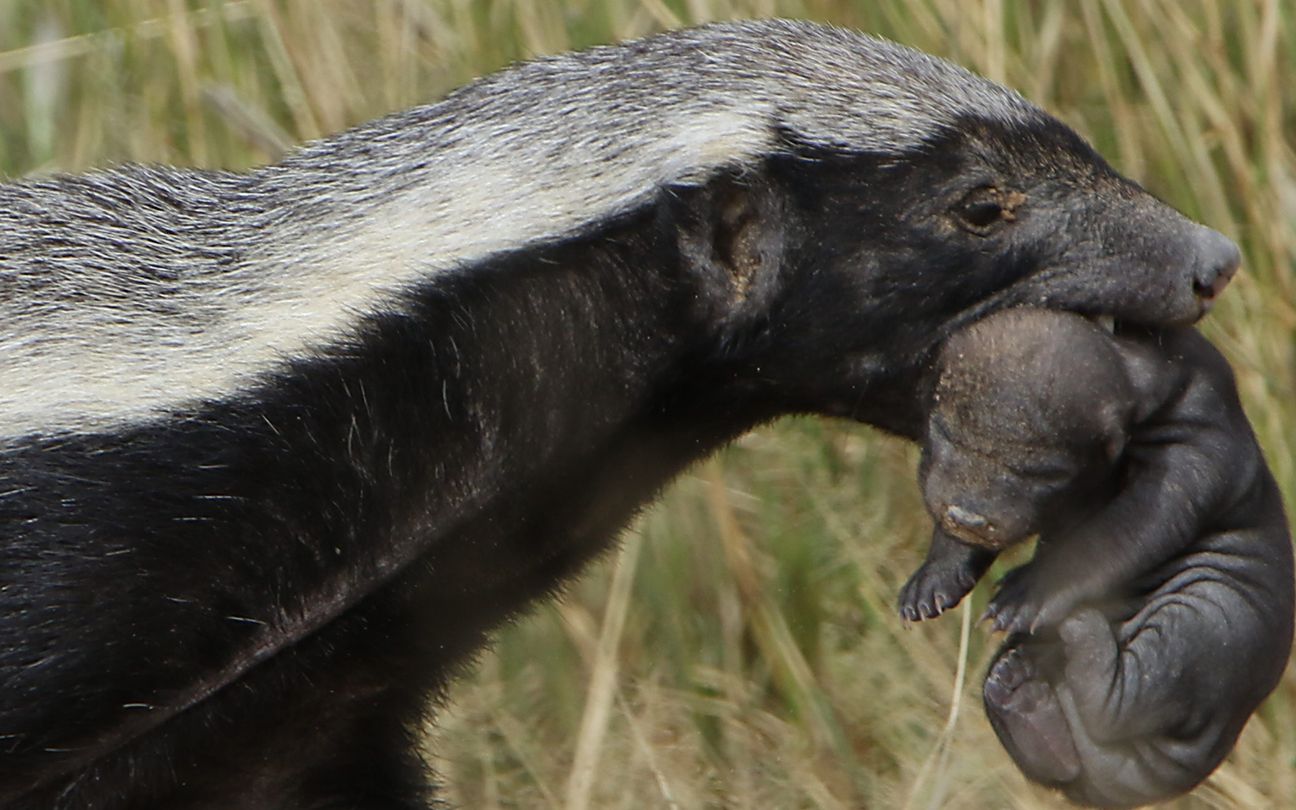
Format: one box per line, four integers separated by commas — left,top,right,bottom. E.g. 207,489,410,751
211,205,744,678
10,203,760,790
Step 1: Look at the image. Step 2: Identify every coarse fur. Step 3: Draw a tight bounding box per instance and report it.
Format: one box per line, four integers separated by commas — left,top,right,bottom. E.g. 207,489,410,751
0,19,1243,808
898,309,1294,807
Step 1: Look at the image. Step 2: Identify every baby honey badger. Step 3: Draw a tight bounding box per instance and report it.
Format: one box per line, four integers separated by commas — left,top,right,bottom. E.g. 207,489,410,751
898,308,1294,806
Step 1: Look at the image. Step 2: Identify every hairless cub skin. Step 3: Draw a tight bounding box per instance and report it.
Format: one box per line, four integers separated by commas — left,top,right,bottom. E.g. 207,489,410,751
897,308,1294,807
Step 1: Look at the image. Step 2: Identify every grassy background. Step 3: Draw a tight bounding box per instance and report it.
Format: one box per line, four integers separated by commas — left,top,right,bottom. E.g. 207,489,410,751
1,1,1293,807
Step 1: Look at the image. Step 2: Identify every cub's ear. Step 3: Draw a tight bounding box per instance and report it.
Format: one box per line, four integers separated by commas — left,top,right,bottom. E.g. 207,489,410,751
1096,398,1133,464
1093,347,1139,464
665,170,789,328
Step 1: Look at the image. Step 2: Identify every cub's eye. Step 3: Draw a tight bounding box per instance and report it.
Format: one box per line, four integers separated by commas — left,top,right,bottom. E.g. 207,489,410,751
954,186,1021,235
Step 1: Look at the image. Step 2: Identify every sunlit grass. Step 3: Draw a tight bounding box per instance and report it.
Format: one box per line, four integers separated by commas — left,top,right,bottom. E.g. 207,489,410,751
1,2,1292,807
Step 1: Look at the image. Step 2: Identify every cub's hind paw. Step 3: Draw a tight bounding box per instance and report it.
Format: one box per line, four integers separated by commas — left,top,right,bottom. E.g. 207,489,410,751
984,645,1081,784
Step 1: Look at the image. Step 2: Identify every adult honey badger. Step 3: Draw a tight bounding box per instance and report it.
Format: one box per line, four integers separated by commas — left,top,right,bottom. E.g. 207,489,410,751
0,18,1245,810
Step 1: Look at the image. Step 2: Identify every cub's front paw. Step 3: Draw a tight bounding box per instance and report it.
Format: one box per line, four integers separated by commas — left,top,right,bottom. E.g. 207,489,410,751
984,566,1077,635
898,560,977,622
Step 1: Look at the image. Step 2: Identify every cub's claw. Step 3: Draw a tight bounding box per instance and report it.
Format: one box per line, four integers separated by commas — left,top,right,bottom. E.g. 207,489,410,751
898,559,977,622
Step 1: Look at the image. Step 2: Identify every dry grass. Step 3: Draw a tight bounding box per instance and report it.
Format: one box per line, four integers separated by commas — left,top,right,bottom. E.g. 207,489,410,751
1,1,1293,807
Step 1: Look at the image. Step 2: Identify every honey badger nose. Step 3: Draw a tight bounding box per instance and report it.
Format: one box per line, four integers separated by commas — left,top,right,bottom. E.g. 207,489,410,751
1191,227,1242,302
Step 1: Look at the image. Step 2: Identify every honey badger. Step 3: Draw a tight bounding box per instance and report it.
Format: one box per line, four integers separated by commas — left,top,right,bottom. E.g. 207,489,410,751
0,19,1242,809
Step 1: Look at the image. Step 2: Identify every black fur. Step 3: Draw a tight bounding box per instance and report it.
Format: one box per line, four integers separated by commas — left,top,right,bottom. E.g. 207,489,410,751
0,109,1239,808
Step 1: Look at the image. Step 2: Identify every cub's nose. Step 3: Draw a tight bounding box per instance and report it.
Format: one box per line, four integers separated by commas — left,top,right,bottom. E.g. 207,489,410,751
1191,228,1241,304
940,504,1000,548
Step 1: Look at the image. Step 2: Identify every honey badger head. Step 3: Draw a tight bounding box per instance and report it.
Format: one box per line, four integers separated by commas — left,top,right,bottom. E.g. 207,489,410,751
655,23,1236,433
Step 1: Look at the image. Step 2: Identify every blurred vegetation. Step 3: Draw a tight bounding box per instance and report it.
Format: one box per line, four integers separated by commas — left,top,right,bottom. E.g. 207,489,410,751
1,1,1293,807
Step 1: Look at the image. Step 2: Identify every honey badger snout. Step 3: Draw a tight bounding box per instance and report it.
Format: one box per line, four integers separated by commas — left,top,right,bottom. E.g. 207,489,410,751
1191,226,1241,304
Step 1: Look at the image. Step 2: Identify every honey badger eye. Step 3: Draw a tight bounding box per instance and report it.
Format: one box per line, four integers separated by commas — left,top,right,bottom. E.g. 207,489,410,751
955,187,1012,234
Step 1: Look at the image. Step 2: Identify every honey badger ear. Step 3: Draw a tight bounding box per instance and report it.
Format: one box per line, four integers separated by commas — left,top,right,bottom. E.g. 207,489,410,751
667,170,788,326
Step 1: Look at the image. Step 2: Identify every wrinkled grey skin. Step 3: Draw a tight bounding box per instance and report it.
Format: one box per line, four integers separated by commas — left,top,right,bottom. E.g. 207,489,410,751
897,308,1294,807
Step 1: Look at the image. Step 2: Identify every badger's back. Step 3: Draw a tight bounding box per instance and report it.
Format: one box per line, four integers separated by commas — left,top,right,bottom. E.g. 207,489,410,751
0,18,1040,441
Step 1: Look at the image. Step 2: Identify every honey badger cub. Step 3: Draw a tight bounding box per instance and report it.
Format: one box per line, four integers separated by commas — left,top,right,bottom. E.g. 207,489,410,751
900,308,1294,807
897,307,1290,635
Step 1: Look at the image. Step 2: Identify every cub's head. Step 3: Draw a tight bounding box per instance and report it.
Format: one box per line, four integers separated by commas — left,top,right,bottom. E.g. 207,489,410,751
918,309,1133,549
